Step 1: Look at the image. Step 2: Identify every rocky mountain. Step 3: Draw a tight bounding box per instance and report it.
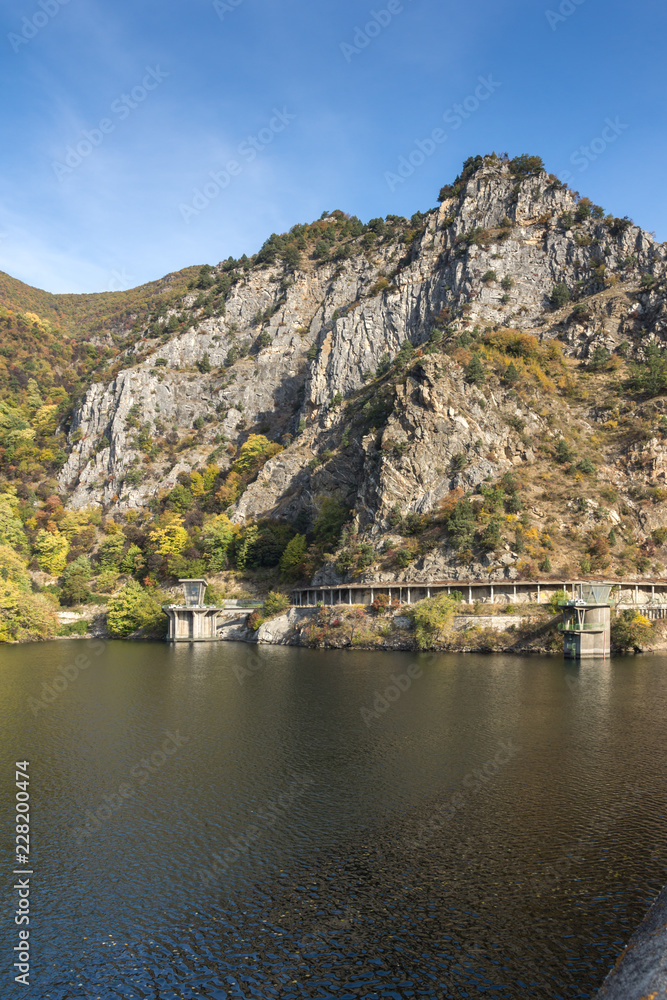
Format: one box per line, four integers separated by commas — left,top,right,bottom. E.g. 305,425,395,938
4,153,667,592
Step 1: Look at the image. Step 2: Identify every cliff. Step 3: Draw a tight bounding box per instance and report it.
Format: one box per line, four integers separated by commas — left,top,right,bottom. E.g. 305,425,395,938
3,153,667,600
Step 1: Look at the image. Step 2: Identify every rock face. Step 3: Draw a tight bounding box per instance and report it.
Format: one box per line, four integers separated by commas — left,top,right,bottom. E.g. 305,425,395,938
58,156,667,582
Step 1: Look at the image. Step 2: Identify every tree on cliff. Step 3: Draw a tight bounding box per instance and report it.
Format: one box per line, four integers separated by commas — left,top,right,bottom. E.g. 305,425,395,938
465,353,485,386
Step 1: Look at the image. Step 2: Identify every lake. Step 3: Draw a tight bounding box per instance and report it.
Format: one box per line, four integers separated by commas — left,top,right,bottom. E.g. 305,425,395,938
1,640,666,999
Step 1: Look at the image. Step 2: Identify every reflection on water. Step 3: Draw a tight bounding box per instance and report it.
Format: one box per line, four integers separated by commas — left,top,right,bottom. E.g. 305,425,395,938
0,641,666,998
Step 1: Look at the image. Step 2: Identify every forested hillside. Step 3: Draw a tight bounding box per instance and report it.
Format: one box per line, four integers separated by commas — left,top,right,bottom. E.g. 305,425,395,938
2,153,667,642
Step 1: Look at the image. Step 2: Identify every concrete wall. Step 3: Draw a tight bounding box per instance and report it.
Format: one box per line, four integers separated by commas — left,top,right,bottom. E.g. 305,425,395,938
453,615,527,632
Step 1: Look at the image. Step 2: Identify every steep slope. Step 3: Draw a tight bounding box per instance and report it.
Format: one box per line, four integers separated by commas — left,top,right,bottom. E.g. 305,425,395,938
4,152,667,593
0,266,200,343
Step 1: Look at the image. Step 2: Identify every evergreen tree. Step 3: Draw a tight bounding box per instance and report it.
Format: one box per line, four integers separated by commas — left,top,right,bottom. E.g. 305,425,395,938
504,361,519,385
282,245,302,270
506,492,523,514
554,438,574,464
550,283,571,309
465,353,485,386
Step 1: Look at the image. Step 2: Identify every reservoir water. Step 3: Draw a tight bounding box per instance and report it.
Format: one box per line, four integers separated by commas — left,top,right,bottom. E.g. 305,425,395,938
1,640,666,999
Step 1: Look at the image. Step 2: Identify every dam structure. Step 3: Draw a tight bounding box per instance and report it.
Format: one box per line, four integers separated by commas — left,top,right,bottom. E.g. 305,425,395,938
559,583,612,660
163,579,222,642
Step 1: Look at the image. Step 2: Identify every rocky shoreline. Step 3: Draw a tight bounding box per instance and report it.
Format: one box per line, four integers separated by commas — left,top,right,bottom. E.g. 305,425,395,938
216,605,565,655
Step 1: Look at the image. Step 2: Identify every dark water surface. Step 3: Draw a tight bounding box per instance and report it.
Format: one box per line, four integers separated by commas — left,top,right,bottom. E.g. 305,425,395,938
1,641,666,999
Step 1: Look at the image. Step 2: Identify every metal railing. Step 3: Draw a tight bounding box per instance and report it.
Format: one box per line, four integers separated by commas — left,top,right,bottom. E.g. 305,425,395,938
558,622,605,632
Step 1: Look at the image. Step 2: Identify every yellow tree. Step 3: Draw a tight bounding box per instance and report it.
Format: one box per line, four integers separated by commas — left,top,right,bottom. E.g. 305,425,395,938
33,529,69,575
148,514,189,557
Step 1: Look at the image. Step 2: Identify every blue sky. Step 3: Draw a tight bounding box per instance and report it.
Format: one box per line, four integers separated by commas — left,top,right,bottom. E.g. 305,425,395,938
0,0,665,294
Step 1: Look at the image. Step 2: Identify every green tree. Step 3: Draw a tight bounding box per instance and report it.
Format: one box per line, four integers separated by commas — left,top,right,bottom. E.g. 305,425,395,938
0,544,58,642
280,534,307,581
106,581,166,638
550,283,571,309
61,556,93,606
196,265,215,289
97,533,126,569
611,610,654,652
589,346,611,370
509,154,544,177
263,591,291,617
626,343,667,396
165,485,194,512
376,353,391,377
0,493,27,550
555,438,574,464
198,353,212,373
235,524,259,570
282,245,302,269
447,500,476,550
465,353,485,386
506,492,523,513
395,340,415,369
200,514,234,571
548,589,569,614
0,580,58,642
313,498,349,548
120,544,146,576
0,544,32,590
479,519,502,552
409,593,462,650
504,361,519,386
